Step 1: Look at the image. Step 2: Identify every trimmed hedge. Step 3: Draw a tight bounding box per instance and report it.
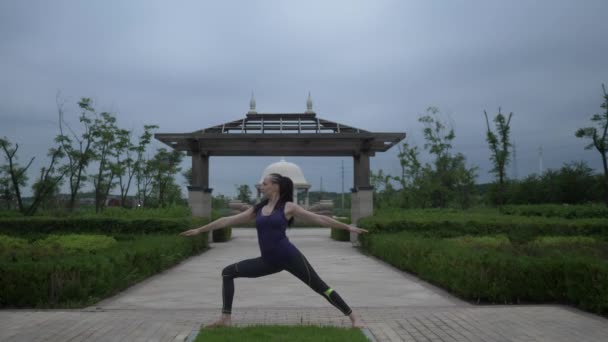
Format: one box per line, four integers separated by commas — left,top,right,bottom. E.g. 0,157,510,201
0,216,208,235
358,209,608,242
500,204,608,219
0,233,209,308
360,232,608,316
331,228,350,241
213,227,232,242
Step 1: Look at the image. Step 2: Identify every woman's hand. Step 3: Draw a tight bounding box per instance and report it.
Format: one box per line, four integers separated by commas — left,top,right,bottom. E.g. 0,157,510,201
346,226,368,234
179,228,202,237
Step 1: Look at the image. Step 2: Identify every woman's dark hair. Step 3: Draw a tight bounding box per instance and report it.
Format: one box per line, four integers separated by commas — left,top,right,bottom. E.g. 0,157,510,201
253,173,295,226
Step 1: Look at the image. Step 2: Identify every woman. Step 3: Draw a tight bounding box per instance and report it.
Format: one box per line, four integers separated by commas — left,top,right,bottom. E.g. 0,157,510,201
179,173,368,328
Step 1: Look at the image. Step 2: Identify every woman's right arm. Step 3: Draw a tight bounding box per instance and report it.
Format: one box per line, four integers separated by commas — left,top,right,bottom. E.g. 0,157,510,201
179,207,255,236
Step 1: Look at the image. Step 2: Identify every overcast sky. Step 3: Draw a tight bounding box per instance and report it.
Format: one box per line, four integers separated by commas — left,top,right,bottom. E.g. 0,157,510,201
1,0,607,199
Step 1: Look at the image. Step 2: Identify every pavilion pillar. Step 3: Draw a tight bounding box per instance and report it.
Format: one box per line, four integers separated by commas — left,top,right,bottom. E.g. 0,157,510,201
350,152,373,243
188,152,212,220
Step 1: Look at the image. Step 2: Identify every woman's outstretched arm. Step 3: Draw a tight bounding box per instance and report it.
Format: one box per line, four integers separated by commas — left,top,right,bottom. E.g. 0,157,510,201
179,206,255,236
286,202,368,234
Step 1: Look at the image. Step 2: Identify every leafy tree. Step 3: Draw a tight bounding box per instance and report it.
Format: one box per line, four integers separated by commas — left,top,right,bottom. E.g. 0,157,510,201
90,111,120,213
370,169,397,209
0,137,32,212
55,97,97,211
27,146,66,215
134,125,158,207
0,137,66,215
235,184,252,203
576,83,608,206
484,108,513,205
113,128,136,207
150,148,184,207
418,107,478,208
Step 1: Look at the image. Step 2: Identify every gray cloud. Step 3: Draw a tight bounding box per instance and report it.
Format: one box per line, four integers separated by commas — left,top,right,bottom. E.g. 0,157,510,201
1,0,606,198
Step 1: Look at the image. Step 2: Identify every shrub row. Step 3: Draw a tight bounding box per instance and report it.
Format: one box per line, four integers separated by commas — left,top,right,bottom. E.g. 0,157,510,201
500,204,608,219
331,228,350,241
358,208,608,242
329,217,352,241
360,232,608,316
0,233,209,308
0,216,209,235
212,227,232,242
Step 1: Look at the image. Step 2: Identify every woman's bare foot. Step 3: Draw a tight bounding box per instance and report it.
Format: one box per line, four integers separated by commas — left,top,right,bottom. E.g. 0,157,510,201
349,312,365,328
204,314,231,328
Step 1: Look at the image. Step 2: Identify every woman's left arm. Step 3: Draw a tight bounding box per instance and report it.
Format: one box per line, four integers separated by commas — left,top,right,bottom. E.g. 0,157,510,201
286,202,368,234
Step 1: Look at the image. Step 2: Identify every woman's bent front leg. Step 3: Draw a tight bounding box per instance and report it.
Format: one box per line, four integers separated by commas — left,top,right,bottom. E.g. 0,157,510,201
220,257,282,315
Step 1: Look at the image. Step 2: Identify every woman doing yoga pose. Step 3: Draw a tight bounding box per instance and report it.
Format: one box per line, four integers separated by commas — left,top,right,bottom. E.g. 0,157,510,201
179,172,367,328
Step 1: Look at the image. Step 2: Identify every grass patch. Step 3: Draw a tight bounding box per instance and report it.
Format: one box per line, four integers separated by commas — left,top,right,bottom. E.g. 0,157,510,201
194,325,368,342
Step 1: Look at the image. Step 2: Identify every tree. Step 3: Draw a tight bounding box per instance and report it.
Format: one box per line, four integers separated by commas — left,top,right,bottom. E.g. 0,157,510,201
484,108,513,206
55,97,97,211
0,137,32,212
114,128,136,207
27,146,66,215
0,137,66,215
576,83,608,206
134,125,158,207
150,148,184,208
418,107,478,208
90,111,120,213
235,184,252,203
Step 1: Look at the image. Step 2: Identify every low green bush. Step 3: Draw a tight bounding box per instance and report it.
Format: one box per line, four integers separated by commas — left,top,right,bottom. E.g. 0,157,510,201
500,204,608,219
0,233,209,308
213,227,232,242
0,216,209,235
360,232,608,316
330,217,352,241
32,234,117,253
331,228,350,241
357,208,608,241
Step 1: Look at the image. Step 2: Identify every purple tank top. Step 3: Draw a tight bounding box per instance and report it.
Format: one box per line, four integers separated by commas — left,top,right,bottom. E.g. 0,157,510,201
255,203,298,266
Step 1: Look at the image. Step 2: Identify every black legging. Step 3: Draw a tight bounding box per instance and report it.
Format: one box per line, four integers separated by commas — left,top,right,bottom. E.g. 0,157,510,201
221,248,352,316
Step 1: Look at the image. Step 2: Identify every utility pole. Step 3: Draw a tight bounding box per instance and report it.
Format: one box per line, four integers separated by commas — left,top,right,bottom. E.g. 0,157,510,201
539,145,543,175
320,176,323,200
341,160,345,210
512,143,518,180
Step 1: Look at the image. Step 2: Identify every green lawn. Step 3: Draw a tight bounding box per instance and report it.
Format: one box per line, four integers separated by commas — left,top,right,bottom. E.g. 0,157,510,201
194,325,369,342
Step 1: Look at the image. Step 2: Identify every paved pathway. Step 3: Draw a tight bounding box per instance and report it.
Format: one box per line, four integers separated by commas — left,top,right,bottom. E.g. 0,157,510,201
1,228,607,341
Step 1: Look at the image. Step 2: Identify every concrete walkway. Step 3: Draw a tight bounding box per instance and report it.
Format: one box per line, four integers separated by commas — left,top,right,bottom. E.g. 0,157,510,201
1,228,608,341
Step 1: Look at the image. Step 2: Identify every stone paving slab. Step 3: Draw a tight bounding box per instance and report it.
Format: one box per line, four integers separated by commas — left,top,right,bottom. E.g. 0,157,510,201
2,306,607,342
1,228,608,341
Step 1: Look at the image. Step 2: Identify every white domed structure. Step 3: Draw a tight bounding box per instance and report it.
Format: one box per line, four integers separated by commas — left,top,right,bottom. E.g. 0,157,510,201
256,158,311,207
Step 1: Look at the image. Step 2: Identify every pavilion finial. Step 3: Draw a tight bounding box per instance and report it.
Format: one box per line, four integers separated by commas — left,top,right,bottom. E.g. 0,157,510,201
305,92,314,113
248,92,257,114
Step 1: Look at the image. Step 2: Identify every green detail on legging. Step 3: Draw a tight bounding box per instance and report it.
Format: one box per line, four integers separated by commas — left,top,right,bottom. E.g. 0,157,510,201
324,288,334,298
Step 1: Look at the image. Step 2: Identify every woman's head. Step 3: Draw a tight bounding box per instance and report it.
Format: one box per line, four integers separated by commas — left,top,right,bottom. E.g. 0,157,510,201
255,173,295,226
261,173,294,204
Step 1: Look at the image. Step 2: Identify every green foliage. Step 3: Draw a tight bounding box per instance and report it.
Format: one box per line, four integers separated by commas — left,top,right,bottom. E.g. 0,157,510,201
484,108,513,206
195,326,369,342
575,83,608,205
0,235,28,253
380,107,478,209
330,216,352,241
500,204,608,219
32,234,117,253
0,215,209,235
235,184,252,203
0,233,209,308
502,161,603,205
212,227,232,242
331,228,350,241
361,231,608,315
358,208,608,240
